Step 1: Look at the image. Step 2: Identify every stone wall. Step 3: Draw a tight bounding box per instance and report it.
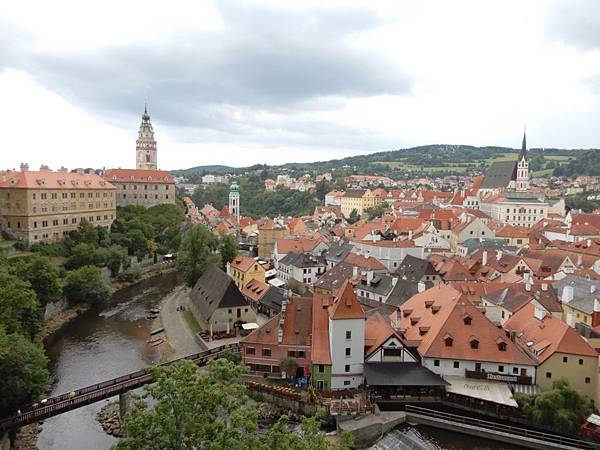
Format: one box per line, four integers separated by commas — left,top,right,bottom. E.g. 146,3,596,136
247,389,317,417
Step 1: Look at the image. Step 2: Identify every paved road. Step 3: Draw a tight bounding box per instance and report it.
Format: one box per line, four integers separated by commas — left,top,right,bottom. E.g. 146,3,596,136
160,286,207,358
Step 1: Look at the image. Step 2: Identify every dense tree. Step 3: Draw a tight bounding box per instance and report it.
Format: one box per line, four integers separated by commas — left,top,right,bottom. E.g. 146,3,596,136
105,245,130,277
64,243,100,270
285,279,304,295
12,255,62,306
0,268,42,339
0,330,49,416
63,265,110,306
514,378,591,436
126,229,150,259
178,224,221,287
114,358,351,450
218,233,239,269
280,356,299,378
347,209,360,224
71,219,100,246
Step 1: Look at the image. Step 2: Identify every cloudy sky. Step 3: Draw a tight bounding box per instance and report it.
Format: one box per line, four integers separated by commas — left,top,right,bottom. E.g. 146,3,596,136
1,0,599,171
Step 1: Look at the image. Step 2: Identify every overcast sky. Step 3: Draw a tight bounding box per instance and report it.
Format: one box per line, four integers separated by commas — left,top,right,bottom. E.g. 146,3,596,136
1,0,599,171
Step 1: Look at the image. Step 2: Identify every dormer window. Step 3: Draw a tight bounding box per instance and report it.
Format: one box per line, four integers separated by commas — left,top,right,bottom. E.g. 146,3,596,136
402,309,412,318
419,326,430,336
425,300,434,309
444,336,453,347
470,338,479,349
431,305,441,314
463,314,472,325
410,316,420,326
497,339,507,351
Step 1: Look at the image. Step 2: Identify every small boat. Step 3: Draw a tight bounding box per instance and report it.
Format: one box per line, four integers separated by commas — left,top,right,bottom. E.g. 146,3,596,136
149,308,160,314
147,338,162,344
151,339,165,347
150,327,164,336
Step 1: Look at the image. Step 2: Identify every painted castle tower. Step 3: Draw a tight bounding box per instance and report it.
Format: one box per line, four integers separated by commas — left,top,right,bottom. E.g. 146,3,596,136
136,105,158,170
229,180,240,222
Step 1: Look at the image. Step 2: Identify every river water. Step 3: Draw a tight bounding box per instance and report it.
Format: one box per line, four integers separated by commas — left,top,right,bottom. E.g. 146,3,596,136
37,272,517,450
37,273,180,450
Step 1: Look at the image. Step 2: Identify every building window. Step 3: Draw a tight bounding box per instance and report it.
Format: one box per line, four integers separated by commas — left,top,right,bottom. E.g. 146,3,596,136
262,348,271,357
246,347,255,355
298,350,305,358
434,360,440,367
287,351,296,358
383,348,402,357
343,380,351,386
546,372,552,379
318,364,325,373
345,347,351,357
512,367,519,374
563,356,568,363
453,361,460,369
345,364,350,373
346,331,352,340
470,339,479,349
586,377,591,384
498,365,504,372
579,359,584,365
444,337,453,347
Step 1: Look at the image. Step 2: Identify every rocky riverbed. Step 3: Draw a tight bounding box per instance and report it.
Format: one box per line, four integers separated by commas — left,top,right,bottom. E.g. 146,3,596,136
97,401,125,438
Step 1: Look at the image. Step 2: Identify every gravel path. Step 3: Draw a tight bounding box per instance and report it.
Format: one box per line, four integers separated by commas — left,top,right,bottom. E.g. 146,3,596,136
160,286,207,359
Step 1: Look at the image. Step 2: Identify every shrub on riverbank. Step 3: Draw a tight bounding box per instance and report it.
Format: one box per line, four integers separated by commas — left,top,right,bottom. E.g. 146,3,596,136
63,266,110,306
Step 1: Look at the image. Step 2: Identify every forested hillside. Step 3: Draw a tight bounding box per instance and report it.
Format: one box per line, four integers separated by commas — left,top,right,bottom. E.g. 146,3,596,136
553,149,600,177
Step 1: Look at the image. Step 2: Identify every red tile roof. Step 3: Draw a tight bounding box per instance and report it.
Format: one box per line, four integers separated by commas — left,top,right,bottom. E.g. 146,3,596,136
312,293,333,364
344,252,387,271
0,170,115,190
329,281,366,320
104,168,174,183
230,255,261,273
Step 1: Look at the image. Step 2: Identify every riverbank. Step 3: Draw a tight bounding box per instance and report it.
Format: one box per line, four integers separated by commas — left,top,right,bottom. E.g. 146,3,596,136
39,303,91,342
110,265,178,295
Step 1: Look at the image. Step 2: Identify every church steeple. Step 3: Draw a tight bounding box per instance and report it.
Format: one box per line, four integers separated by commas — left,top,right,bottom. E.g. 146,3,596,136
520,126,527,161
136,104,157,170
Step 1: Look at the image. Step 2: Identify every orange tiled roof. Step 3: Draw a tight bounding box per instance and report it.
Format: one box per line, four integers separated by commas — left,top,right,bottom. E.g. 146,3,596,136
230,255,261,273
241,279,270,302
329,281,366,320
0,170,115,190
312,293,333,364
275,237,322,254
364,311,401,358
104,168,174,183
397,285,533,365
504,303,597,362
344,252,387,271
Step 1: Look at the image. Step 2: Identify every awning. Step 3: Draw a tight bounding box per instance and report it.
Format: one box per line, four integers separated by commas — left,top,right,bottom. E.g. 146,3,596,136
268,278,285,287
587,414,600,426
264,269,278,278
241,322,259,331
444,376,518,407
509,383,540,396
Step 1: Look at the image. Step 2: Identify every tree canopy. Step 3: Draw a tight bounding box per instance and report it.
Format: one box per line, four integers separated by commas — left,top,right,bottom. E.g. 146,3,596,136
514,378,591,436
0,267,42,339
63,265,110,306
114,358,351,450
178,224,221,287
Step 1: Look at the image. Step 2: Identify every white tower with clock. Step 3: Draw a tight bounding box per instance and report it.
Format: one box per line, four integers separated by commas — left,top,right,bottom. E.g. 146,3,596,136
136,105,158,170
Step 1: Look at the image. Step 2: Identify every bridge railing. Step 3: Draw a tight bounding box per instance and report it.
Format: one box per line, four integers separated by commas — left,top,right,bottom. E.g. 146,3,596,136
405,405,600,450
0,343,241,431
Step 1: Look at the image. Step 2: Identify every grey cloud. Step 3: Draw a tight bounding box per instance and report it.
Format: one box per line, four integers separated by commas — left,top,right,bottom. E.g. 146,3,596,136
545,0,600,50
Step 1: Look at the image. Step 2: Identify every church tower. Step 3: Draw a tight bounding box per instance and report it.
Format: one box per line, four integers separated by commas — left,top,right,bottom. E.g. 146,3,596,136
136,105,158,170
516,129,529,192
229,180,240,222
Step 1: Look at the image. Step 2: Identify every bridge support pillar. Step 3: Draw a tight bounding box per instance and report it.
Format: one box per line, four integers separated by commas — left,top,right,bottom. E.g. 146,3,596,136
119,392,131,419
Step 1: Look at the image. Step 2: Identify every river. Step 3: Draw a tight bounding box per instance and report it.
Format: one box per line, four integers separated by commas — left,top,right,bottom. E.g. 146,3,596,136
37,272,180,450
37,272,518,450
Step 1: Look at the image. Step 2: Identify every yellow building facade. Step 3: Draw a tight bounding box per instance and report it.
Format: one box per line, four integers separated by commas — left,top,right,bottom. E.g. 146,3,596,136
340,189,374,218
228,255,266,289
0,168,116,243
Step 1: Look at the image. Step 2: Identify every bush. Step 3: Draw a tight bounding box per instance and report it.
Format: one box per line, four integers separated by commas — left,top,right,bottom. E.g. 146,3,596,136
13,240,27,251
63,265,110,306
117,266,142,283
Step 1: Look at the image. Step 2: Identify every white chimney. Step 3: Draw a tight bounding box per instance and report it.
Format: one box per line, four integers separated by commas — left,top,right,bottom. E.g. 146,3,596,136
20,162,29,172
496,250,502,261
588,239,592,248
591,285,597,294
525,283,531,292
594,298,600,313
561,285,574,304
391,277,398,287
566,312,576,328
417,281,426,293
541,283,548,291
366,270,374,286
482,251,488,266
352,266,358,278
577,255,583,267
534,305,547,321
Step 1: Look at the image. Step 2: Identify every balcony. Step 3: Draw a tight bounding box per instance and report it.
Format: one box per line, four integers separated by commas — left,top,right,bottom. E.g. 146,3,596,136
465,369,532,385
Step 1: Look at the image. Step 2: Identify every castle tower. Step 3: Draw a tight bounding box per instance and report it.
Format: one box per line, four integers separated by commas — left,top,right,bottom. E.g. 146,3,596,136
136,105,157,170
516,129,529,192
229,180,240,222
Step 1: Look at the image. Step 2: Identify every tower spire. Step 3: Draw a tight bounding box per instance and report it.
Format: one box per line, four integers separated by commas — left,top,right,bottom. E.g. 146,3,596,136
520,125,527,160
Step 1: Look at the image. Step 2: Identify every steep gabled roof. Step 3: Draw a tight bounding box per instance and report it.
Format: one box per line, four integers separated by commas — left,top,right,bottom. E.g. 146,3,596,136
480,160,517,189
312,293,333,364
190,264,248,319
328,280,366,320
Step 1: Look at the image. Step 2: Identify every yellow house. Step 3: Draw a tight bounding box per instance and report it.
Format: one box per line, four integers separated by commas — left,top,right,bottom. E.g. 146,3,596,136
340,189,374,218
505,304,598,405
257,218,289,260
227,255,266,289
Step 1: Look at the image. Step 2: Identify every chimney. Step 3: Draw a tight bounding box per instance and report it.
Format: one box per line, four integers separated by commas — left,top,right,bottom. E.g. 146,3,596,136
409,229,413,240
593,299,600,328
525,282,531,292
391,277,398,287
366,270,374,286
591,284,597,294
20,162,29,172
566,312,576,328
496,250,502,261
482,250,488,266
418,281,426,293
352,266,358,278
541,283,548,291
587,239,592,248
577,254,583,268
534,305,546,321
561,285,574,304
